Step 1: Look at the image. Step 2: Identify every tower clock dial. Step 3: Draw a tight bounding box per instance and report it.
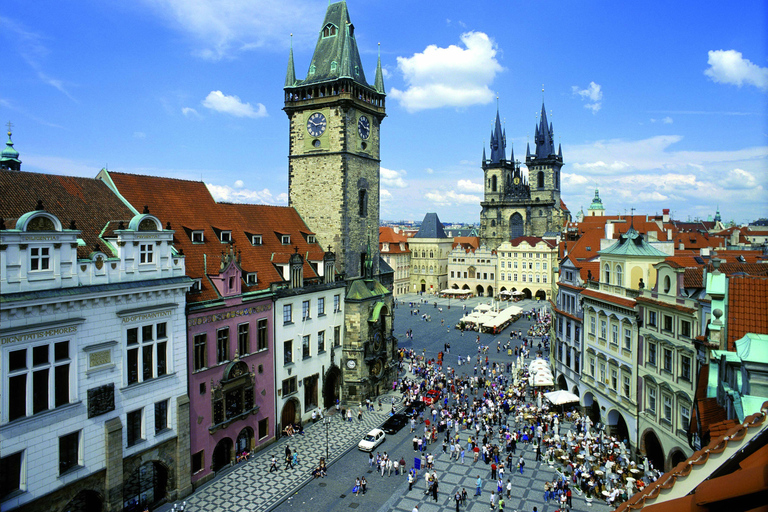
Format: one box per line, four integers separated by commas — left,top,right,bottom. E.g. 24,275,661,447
346,359,357,369
307,112,327,137
357,115,370,140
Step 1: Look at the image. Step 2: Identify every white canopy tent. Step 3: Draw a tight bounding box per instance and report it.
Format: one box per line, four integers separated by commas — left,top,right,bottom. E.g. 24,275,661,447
544,390,580,406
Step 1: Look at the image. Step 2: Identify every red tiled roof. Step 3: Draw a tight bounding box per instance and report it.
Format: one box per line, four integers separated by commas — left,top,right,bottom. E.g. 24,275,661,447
635,296,696,314
615,401,768,512
379,227,410,254
453,236,480,250
708,418,739,439
560,198,569,212
509,236,557,248
104,172,325,303
0,170,136,259
726,275,768,350
581,288,636,309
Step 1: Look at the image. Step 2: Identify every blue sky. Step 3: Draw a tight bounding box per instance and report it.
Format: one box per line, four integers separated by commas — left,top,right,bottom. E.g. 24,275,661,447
2,0,767,225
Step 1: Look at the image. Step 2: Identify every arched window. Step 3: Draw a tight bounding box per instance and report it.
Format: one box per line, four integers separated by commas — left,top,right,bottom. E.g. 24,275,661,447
537,171,545,189
491,175,497,192
358,189,367,217
615,265,623,286
604,263,611,284
491,220,496,227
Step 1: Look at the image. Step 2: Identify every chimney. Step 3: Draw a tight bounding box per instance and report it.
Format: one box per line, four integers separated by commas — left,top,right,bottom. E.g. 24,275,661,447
700,247,710,257
605,222,615,240
662,208,670,223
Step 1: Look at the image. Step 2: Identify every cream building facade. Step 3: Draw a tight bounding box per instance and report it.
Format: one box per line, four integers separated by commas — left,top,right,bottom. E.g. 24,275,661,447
408,213,452,294
447,244,496,297
495,236,558,301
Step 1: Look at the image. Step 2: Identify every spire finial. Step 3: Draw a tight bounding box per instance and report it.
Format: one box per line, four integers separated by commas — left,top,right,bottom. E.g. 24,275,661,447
378,41,381,57
6,121,12,137
290,33,293,49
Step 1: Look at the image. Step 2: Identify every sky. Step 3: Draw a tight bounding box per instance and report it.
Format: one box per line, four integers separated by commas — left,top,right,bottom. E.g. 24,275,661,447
2,0,767,225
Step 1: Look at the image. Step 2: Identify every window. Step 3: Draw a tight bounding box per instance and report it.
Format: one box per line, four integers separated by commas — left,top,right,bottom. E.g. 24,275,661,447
543,276,547,283
522,275,526,283
681,355,691,381
681,405,691,431
139,243,154,264
663,315,673,332
59,431,80,475
543,262,547,270
318,297,325,316
307,235,316,243
238,324,250,356
126,322,168,385
217,328,229,364
648,387,656,412
589,357,595,376
154,400,168,434
600,364,606,384
246,273,257,285
191,231,204,243
0,451,23,498
281,235,290,245
282,377,297,396
590,316,596,335
513,261,518,269
513,273,518,281
283,304,293,324
648,342,657,366
251,235,262,245
681,320,691,338
302,300,310,320
257,319,268,351
624,328,632,350
663,395,672,422
127,409,143,446
358,189,368,217
283,340,292,365
623,375,630,397
334,326,341,347
220,231,231,243
611,324,619,345
600,319,607,340
192,451,204,474
334,294,341,313
615,265,623,286
193,333,207,371
302,335,310,359
648,310,657,327
7,341,71,421
30,246,51,271
318,331,325,352
259,418,269,440
663,348,673,372
604,263,610,284
611,369,618,390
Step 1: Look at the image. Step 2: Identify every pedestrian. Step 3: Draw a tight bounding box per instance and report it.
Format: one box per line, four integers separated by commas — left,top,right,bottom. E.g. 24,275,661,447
292,451,298,468
347,409,353,422
506,479,511,498
354,477,360,496
361,476,368,495
517,455,525,475
498,496,505,510
358,405,363,422
476,475,482,496
489,490,496,510
269,455,278,472
432,478,439,502
455,491,462,512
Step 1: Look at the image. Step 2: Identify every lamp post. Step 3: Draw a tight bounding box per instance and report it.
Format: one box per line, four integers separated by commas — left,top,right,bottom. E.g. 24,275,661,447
323,416,331,461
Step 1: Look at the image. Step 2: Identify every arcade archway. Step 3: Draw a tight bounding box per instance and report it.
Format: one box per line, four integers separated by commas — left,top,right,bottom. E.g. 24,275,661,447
281,397,300,429
557,375,568,391
212,437,233,472
582,392,601,426
535,290,547,301
522,288,532,299
123,461,168,512
669,448,687,469
642,430,664,472
476,285,485,296
323,366,342,409
607,409,630,445
235,427,253,455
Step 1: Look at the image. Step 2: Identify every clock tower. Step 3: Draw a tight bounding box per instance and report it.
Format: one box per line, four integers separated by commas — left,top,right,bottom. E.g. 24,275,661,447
284,0,386,280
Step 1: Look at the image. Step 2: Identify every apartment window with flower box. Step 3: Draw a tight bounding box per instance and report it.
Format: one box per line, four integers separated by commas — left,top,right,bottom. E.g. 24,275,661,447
126,322,168,385
7,341,71,421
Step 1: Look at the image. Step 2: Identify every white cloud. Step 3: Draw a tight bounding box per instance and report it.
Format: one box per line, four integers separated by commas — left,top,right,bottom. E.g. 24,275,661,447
380,189,393,200
201,91,267,118
181,107,200,118
380,167,408,188
571,82,603,113
457,179,483,193
234,179,244,188
137,0,324,59
722,168,757,190
662,116,673,124
705,49,768,91
423,190,480,205
206,183,285,204
389,31,503,113
425,168,435,174
133,132,146,139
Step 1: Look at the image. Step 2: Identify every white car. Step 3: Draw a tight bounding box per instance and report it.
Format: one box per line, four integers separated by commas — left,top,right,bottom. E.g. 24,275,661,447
358,428,386,452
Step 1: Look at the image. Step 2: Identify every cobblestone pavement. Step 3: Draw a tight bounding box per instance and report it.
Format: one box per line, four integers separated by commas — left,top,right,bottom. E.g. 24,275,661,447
161,393,403,512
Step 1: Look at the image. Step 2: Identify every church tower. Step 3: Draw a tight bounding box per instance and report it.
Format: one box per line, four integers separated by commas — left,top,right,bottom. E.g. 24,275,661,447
284,1,386,280
0,122,21,171
525,102,564,234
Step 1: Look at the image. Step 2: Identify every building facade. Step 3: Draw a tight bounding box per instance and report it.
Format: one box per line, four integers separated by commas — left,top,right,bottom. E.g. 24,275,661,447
551,256,585,396
379,227,411,296
408,213,452,294
0,172,192,512
447,243,496,298
495,236,557,301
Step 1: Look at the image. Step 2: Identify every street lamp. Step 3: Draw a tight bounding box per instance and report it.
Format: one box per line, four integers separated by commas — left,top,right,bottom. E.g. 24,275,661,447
323,417,331,462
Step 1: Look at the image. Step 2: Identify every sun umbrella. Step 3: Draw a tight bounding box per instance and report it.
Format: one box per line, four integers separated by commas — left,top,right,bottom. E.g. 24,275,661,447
544,390,580,406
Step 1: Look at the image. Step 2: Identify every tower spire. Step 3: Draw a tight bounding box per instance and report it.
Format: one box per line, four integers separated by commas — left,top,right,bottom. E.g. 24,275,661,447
285,34,296,87
1,121,21,171
374,42,385,94
489,100,506,163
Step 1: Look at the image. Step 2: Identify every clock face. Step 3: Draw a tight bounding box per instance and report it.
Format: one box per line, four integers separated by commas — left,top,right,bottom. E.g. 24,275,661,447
373,331,383,352
514,177,520,185
358,116,370,140
307,112,327,138
346,359,357,369
372,359,383,377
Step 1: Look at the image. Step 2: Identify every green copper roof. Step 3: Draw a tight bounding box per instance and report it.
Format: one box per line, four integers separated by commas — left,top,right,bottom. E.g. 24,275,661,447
735,333,768,363
1,130,20,161
285,44,297,87
292,1,370,89
374,45,385,94
588,188,604,210
346,277,389,300
599,227,668,257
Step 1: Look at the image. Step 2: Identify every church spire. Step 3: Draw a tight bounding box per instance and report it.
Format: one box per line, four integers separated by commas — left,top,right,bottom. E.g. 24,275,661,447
285,35,296,87
534,102,555,158
374,42,385,94
489,104,506,163
0,121,21,171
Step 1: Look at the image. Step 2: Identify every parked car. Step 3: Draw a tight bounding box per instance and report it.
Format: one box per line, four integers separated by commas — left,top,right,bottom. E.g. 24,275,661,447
358,428,386,451
381,413,408,434
404,400,426,417
423,389,440,405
